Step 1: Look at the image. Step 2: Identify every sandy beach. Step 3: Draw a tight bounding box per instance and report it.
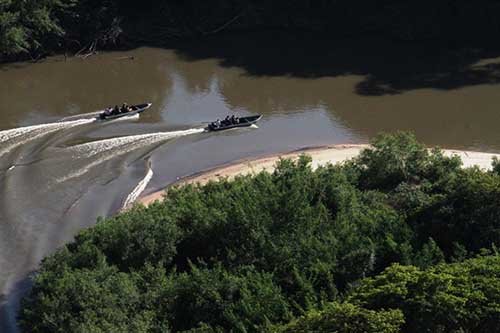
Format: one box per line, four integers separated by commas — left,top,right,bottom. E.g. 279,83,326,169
139,144,500,206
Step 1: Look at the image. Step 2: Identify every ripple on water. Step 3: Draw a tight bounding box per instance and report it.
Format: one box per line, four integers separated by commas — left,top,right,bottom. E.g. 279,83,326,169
56,128,205,183
0,119,96,158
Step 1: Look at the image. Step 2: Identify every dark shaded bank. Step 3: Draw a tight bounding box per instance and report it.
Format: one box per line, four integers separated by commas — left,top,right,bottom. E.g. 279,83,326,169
171,31,500,96
124,0,500,43
3,0,500,62
0,278,31,333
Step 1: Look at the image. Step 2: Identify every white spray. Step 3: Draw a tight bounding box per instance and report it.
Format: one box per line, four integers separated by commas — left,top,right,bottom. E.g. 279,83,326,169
0,118,95,158
121,160,154,209
57,128,204,183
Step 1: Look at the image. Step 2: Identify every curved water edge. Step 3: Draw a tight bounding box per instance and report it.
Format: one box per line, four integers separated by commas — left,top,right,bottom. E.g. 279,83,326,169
0,115,206,333
138,144,500,207
122,159,154,210
0,118,96,158
56,128,204,183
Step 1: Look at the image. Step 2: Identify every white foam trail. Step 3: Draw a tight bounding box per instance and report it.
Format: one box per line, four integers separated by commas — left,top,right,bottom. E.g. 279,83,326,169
111,113,140,122
58,128,204,183
60,111,140,123
67,128,203,157
122,162,153,209
0,118,95,158
59,111,102,122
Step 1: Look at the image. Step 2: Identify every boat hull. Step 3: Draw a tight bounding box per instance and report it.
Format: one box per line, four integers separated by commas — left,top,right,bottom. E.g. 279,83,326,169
98,103,152,121
206,115,262,132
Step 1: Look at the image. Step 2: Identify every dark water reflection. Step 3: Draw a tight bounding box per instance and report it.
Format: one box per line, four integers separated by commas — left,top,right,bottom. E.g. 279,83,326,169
174,32,500,94
1,32,500,332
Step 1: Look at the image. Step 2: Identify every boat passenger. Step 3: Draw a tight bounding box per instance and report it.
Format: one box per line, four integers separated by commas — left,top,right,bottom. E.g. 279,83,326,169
230,115,236,124
210,119,221,129
121,103,130,113
112,105,120,115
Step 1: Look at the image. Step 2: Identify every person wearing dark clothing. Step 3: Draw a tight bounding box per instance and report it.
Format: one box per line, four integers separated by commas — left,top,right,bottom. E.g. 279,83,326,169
210,119,221,129
121,103,129,113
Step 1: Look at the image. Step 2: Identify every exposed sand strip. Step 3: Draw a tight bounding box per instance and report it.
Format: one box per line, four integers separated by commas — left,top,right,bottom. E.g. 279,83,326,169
139,144,499,206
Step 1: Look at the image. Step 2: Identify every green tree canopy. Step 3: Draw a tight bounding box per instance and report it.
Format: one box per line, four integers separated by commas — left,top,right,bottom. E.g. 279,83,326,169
348,256,500,333
0,0,72,57
19,133,500,332
278,302,404,333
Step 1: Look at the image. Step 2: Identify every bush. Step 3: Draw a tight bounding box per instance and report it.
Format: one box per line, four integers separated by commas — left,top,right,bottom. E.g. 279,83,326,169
348,256,500,333
278,302,404,333
0,0,70,58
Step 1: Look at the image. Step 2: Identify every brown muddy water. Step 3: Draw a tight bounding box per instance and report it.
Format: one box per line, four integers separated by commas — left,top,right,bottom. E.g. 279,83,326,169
1,33,500,331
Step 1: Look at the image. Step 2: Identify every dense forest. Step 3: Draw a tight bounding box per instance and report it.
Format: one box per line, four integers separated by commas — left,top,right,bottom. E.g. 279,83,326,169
19,133,500,332
2,0,500,61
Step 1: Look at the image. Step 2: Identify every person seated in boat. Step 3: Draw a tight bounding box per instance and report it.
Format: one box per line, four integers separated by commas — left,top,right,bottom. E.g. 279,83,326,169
230,115,241,124
103,107,112,116
121,103,130,113
112,105,120,115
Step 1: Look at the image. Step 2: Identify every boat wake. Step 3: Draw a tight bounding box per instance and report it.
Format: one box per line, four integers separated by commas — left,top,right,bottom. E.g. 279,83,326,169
57,128,204,183
61,111,140,123
110,113,139,122
0,119,96,159
58,111,102,122
122,160,154,209
66,128,204,157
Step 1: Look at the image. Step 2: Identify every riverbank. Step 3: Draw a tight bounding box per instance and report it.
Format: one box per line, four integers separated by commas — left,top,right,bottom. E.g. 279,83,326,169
138,144,500,206
4,0,500,63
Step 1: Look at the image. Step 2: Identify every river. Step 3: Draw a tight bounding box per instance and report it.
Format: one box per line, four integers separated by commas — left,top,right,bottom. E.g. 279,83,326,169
1,32,500,331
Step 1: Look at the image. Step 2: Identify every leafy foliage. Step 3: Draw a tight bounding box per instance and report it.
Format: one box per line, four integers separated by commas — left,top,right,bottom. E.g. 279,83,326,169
493,156,500,176
20,263,161,332
348,255,500,333
278,302,404,333
0,0,72,57
3,1,500,60
19,133,500,332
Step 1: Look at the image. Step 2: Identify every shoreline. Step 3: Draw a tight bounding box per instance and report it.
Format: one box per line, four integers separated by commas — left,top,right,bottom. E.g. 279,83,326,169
138,144,500,206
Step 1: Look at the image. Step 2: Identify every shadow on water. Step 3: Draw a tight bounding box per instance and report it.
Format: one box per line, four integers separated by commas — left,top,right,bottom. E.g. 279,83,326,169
0,276,32,333
171,31,500,96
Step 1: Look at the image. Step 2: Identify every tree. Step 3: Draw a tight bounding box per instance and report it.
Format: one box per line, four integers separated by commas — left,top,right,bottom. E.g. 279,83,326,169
413,237,445,268
0,0,73,58
493,157,500,176
19,264,160,333
348,256,500,333
278,302,404,333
